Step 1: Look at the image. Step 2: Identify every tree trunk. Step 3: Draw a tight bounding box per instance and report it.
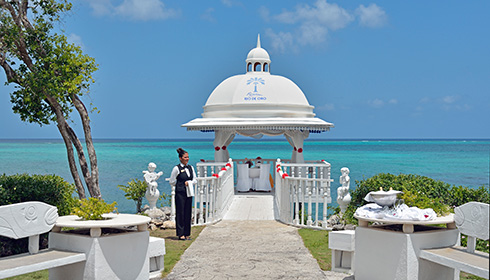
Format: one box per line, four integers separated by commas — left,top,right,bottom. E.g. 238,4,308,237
72,95,100,197
57,122,87,199
45,94,101,199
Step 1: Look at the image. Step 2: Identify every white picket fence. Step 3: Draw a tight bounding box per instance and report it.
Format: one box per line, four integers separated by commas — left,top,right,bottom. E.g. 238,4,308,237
170,159,235,226
275,159,333,229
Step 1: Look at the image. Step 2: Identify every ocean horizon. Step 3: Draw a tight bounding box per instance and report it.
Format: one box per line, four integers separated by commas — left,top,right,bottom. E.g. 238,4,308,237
1,138,489,213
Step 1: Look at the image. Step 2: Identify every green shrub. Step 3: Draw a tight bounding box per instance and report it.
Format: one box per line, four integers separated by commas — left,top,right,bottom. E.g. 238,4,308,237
71,197,118,220
118,179,147,213
0,173,77,215
0,173,78,257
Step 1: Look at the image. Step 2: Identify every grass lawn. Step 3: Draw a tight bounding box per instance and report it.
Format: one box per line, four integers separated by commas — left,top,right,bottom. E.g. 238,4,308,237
5,226,205,280
298,228,332,271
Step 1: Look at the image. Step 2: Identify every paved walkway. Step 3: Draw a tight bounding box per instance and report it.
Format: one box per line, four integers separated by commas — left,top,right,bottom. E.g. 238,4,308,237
165,193,354,279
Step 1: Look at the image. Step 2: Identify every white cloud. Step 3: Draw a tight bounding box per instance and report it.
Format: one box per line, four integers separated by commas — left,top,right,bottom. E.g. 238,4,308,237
368,98,398,109
67,33,84,48
221,0,242,7
368,98,385,109
442,95,457,104
86,0,179,21
86,0,113,16
356,4,387,28
201,8,216,22
265,28,295,54
317,103,335,111
266,0,389,53
258,6,270,22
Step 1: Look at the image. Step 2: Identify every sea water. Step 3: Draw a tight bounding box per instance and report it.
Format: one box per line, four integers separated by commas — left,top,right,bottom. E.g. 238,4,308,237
0,139,488,213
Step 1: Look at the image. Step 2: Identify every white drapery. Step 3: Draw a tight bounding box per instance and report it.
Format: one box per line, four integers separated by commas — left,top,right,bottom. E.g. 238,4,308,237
212,129,309,163
284,130,309,163
213,130,236,162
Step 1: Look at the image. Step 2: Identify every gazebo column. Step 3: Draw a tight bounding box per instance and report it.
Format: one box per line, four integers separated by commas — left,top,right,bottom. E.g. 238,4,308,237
213,130,236,162
285,129,309,164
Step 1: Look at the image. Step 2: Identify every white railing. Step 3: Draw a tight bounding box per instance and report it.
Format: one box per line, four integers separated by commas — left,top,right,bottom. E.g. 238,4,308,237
275,159,333,229
169,159,235,226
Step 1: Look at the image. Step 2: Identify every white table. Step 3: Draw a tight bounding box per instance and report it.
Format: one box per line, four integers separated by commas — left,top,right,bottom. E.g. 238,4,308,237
355,213,456,233
52,213,151,237
249,167,260,179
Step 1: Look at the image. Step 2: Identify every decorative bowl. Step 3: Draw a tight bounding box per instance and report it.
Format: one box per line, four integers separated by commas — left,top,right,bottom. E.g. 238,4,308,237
365,189,402,207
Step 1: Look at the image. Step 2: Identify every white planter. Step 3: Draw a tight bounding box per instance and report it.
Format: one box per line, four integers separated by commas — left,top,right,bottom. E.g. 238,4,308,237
354,225,459,280
49,230,149,280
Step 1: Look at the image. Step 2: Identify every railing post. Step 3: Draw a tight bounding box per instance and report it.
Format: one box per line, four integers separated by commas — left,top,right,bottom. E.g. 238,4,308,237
171,185,176,222
198,182,205,224
314,181,319,227
193,180,198,225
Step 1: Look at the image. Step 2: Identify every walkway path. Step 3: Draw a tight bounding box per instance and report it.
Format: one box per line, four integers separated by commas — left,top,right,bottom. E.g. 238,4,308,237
165,193,354,279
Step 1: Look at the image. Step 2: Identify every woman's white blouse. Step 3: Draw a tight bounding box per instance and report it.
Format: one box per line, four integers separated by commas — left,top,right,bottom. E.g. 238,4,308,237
169,164,197,186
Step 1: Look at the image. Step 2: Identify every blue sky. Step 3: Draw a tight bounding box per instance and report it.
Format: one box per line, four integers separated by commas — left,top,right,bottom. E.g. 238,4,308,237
1,0,489,139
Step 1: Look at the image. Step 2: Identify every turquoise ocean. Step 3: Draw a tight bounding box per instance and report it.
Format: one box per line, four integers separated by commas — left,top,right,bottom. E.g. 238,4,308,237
0,139,489,213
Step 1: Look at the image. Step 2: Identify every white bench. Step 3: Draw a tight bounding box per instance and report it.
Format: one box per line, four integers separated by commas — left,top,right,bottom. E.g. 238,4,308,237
0,202,86,279
419,202,489,279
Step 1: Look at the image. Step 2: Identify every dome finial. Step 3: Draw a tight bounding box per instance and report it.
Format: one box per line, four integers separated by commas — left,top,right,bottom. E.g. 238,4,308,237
257,34,261,48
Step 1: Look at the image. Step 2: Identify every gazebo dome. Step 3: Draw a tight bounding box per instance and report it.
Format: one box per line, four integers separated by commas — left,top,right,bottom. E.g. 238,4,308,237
203,74,314,118
203,35,315,119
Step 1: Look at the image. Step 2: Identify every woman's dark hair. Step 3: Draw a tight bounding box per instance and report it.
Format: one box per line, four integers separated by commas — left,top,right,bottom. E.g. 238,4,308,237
177,148,187,158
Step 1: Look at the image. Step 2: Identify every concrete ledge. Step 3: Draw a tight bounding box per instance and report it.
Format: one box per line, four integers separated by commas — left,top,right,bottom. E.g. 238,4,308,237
149,236,165,279
329,230,355,274
420,246,489,279
0,249,86,279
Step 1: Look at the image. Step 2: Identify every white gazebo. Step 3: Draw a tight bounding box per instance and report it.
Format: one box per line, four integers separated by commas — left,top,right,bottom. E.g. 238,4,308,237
182,35,334,163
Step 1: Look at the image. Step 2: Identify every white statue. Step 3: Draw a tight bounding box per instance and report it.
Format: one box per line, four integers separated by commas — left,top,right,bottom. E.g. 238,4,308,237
143,162,163,210
337,167,352,215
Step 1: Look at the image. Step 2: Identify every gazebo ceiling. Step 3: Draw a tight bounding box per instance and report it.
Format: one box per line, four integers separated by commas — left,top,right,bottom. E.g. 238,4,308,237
182,117,333,133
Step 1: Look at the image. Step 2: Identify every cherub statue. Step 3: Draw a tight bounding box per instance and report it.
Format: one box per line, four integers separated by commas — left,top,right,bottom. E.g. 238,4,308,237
143,162,163,210
337,167,352,214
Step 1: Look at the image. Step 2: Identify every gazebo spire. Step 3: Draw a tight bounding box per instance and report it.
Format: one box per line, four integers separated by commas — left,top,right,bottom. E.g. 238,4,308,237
246,34,270,73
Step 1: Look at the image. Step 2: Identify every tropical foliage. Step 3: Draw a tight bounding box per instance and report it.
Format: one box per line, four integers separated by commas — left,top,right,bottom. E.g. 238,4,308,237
118,179,147,213
71,197,117,220
0,0,100,198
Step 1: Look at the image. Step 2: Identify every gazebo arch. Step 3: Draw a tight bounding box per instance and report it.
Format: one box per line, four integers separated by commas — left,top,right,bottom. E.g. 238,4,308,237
182,35,334,162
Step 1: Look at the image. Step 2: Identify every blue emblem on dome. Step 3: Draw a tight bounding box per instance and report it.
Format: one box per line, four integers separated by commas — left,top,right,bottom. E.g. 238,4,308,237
245,77,267,101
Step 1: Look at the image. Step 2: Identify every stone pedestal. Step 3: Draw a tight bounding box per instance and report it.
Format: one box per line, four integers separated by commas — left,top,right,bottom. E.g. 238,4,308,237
329,230,355,273
148,237,165,279
49,230,149,280
354,225,459,280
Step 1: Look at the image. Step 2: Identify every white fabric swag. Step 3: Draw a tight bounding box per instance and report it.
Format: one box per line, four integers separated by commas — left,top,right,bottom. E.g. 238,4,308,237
213,130,236,162
284,130,309,163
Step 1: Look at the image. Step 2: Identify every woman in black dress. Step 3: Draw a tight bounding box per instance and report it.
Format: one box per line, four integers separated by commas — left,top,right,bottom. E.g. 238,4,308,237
169,148,196,240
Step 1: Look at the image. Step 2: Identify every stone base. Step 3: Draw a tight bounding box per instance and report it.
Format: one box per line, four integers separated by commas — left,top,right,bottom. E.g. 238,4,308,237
149,236,165,278
354,225,459,280
329,230,355,273
49,231,149,280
